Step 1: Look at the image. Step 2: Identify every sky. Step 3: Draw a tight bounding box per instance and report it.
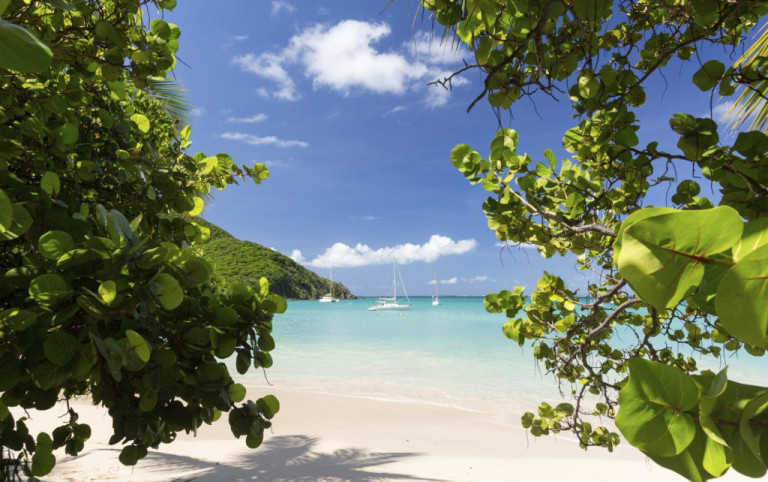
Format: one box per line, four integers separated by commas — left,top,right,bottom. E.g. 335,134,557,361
164,1,740,297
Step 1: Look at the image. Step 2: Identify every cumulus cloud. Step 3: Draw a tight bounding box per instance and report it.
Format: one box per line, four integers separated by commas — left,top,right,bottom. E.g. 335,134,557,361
496,241,537,250
302,235,476,268
233,21,468,106
190,106,206,118
271,0,295,16
227,113,268,123
233,53,300,101
233,35,249,42
289,249,306,264
441,277,458,285
221,132,308,148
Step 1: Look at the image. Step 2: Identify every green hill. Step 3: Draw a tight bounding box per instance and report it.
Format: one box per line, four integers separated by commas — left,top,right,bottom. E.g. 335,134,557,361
196,219,354,300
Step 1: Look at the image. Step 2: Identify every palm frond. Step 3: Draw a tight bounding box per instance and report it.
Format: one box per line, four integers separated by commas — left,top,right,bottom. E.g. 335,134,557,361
724,22,768,133
145,77,194,127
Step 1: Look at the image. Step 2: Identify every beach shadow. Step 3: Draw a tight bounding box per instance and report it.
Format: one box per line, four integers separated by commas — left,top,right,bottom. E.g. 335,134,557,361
62,435,444,481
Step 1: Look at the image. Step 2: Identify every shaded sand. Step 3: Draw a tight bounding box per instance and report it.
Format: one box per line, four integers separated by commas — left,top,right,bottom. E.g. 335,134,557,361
18,388,751,481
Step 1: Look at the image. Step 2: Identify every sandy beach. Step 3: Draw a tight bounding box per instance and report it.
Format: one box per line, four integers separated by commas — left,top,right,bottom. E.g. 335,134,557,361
13,387,751,482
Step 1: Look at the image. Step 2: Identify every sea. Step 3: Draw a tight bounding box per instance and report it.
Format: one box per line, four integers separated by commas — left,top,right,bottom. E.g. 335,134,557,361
236,296,768,416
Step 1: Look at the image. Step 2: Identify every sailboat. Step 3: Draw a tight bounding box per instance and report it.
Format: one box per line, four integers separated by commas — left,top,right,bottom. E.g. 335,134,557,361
432,272,440,306
367,259,411,311
318,267,340,303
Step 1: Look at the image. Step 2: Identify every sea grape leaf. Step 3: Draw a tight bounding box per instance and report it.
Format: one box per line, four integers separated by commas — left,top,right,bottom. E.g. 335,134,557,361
130,113,150,133
149,273,183,310
0,204,33,241
38,230,74,260
0,19,53,72
692,60,725,91
228,383,246,403
256,395,280,419
43,331,79,365
615,359,700,457
715,244,768,347
29,274,72,306
645,428,715,482
612,207,677,261
733,218,768,261
0,188,12,232
124,330,151,363
616,206,742,311
30,433,55,476
40,171,61,195
738,392,768,460
98,280,117,305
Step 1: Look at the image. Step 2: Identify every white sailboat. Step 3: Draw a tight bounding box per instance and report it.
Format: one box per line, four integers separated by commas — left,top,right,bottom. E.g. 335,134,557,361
318,267,339,303
432,272,440,306
367,259,411,311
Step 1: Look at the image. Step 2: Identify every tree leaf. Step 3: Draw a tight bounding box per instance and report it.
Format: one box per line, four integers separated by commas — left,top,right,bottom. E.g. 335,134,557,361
0,188,12,233
256,395,279,419
716,244,768,347
149,273,183,310
615,359,700,457
130,113,151,133
29,274,72,306
124,330,151,363
0,19,52,72
692,60,725,91
0,204,33,241
40,171,61,195
616,206,742,311
38,230,74,260
228,383,246,403
43,331,79,365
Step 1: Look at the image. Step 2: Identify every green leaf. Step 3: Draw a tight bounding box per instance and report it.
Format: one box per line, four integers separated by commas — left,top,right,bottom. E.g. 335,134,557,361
188,196,204,216
615,359,700,457
692,60,725,91
733,218,768,260
256,395,279,419
44,331,79,365
40,171,61,195
29,274,72,306
0,188,12,233
645,427,716,482
30,433,56,476
124,330,151,363
0,19,53,72
716,244,768,347
130,113,151,133
98,280,117,305
0,204,33,241
0,308,37,331
119,445,141,466
38,230,74,260
58,123,79,144
616,207,742,311
149,273,183,310
228,383,246,403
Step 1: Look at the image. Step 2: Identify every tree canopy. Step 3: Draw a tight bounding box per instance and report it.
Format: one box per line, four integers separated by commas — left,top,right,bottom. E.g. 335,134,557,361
420,0,768,480
0,0,282,478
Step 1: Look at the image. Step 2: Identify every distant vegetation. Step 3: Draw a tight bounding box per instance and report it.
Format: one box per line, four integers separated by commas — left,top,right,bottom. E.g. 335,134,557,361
197,219,354,300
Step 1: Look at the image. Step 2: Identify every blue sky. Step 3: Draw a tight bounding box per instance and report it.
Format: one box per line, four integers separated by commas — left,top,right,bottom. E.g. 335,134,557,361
165,1,736,297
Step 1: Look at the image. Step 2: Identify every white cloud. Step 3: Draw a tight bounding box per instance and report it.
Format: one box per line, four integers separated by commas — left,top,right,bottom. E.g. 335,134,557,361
385,105,407,115
190,106,206,118
441,277,458,285
405,32,466,66
468,275,492,283
289,249,306,264
305,234,477,268
233,21,467,106
232,53,300,101
271,0,296,16
233,35,249,42
425,72,468,108
221,132,308,148
227,113,268,123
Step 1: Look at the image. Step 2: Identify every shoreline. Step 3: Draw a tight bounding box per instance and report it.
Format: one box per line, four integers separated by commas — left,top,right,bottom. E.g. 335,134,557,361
18,387,727,481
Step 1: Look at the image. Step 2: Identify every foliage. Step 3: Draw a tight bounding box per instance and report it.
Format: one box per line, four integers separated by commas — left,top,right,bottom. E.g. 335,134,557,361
421,0,768,479
0,0,283,478
194,218,355,300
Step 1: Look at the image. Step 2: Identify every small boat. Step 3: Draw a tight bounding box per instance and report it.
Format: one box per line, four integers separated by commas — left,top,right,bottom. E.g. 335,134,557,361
432,272,440,306
319,267,339,303
368,260,410,311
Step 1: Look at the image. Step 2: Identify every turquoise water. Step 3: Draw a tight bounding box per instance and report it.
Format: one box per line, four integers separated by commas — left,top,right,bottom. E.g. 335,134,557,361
238,297,768,415
240,297,562,414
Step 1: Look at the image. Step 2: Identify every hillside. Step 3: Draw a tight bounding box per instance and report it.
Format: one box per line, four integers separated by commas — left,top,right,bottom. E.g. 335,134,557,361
196,219,355,300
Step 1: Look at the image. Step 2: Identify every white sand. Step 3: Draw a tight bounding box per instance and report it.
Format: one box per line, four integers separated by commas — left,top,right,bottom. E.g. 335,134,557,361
16,388,752,481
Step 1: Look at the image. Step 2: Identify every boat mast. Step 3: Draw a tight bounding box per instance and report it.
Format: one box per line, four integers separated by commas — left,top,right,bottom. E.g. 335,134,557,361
392,259,397,302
